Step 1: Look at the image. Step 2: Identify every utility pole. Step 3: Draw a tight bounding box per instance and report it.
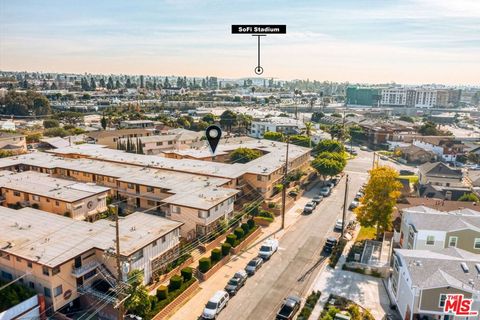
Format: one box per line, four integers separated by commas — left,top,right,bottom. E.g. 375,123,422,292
111,204,125,320
372,152,377,169
341,174,349,238
281,137,290,229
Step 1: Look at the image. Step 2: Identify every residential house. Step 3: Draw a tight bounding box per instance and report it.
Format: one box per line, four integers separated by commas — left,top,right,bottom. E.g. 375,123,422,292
0,206,182,314
413,137,465,163
398,206,480,253
249,117,305,139
418,162,463,187
388,248,480,320
85,128,153,148
0,132,26,154
396,145,437,164
119,120,156,129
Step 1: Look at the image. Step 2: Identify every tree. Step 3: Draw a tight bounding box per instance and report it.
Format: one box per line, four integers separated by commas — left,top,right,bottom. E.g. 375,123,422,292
418,121,440,136
289,135,312,148
263,131,284,142
399,116,414,123
331,112,342,118
1,90,51,116
99,78,106,88
314,139,344,154
311,112,325,123
303,122,314,138
458,193,479,202
354,166,402,236
230,148,262,163
101,113,107,130
349,125,366,142
106,77,114,90
316,151,346,167
44,127,69,137
237,113,252,131
219,110,237,132
311,155,345,179
53,111,83,125
124,270,151,318
328,124,349,141
202,113,215,124
43,119,60,128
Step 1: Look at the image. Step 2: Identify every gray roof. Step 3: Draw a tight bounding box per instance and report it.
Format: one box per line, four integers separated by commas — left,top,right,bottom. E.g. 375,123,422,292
395,248,480,292
0,206,182,267
403,206,480,232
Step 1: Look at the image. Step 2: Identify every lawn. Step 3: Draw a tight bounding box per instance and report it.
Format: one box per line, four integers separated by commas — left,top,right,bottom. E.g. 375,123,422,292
398,175,419,183
356,226,376,241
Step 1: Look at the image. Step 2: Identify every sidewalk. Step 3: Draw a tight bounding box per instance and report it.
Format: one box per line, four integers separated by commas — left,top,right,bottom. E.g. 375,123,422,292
169,188,318,320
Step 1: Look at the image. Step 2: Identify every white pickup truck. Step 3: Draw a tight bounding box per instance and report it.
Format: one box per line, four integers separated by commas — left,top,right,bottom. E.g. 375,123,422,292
258,239,279,260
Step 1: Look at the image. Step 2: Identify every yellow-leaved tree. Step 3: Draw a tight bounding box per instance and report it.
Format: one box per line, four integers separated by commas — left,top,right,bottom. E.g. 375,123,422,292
354,166,402,237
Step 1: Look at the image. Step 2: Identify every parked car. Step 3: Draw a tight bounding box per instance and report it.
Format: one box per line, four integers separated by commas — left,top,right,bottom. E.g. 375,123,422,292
312,195,323,204
303,201,316,214
276,295,301,320
334,219,344,232
380,155,388,160
323,237,338,254
330,176,340,186
360,146,369,151
224,270,248,296
245,257,263,276
348,200,359,210
399,169,415,175
288,190,298,198
319,186,331,197
258,239,279,260
202,290,229,319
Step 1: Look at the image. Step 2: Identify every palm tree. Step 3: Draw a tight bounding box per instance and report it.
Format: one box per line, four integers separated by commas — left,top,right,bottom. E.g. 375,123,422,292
303,122,315,148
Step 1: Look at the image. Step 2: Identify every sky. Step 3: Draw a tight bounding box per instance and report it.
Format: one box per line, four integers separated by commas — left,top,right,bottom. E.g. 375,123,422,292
1,0,479,85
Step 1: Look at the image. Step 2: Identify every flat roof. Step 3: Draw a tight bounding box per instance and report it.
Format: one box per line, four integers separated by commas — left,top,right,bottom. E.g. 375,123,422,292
0,206,182,267
49,139,311,177
163,187,239,210
0,171,110,202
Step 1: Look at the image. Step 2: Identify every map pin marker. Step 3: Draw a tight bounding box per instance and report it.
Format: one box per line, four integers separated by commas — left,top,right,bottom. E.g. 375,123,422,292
206,125,222,154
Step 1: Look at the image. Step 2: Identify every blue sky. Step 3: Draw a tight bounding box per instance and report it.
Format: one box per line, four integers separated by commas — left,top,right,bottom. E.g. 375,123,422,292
1,0,479,84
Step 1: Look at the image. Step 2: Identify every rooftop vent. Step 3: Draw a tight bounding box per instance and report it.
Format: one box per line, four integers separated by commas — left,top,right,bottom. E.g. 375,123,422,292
461,262,469,273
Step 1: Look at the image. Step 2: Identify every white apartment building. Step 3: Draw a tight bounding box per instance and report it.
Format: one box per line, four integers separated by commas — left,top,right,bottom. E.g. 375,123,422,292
415,89,437,108
381,88,407,106
249,117,305,138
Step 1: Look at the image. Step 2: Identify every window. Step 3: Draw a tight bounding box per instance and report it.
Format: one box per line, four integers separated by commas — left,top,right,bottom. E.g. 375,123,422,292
55,201,60,206
52,266,60,276
127,183,134,189
1,271,13,280
448,236,458,248
27,261,32,268
44,287,51,298
152,240,157,247
147,200,155,206
161,236,166,243
54,285,63,297
13,191,21,197
156,142,163,146
16,257,22,262
168,141,173,145
32,195,40,201
474,238,480,249
439,294,447,307
42,266,49,276
131,249,144,262
2,254,10,260
198,210,209,218
146,186,154,192
172,206,180,214
426,235,435,245
46,198,50,203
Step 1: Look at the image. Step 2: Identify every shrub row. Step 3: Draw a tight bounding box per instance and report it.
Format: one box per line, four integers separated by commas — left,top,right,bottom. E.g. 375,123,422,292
150,269,196,316
297,291,321,320
328,238,347,268
225,219,257,248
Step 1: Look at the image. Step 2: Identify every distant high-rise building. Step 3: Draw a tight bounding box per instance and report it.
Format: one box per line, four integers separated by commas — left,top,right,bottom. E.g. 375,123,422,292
346,87,382,107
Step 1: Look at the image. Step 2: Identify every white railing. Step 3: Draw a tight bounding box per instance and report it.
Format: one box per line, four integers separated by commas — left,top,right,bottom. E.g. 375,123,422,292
71,260,100,277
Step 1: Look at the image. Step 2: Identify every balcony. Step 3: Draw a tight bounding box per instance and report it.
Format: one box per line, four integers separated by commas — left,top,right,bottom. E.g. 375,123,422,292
71,260,100,277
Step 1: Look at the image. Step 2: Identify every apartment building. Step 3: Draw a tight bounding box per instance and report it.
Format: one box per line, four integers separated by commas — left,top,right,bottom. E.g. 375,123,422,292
85,128,153,148
120,128,203,155
0,206,182,314
379,88,462,108
119,120,155,129
249,117,305,139
388,248,480,320
413,137,465,162
398,206,480,254
0,152,238,239
381,88,407,106
0,170,109,220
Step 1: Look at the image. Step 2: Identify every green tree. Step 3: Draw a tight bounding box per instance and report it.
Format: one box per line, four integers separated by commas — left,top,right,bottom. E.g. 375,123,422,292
1,90,51,116
289,135,312,147
263,131,284,142
314,139,344,153
458,193,480,202
101,113,107,130
124,270,151,318
355,166,402,236
219,110,238,132
328,124,349,141
53,111,83,125
202,113,216,124
399,116,414,123
43,119,60,128
230,148,262,163
349,125,366,142
44,127,69,137
311,112,325,123
311,153,346,179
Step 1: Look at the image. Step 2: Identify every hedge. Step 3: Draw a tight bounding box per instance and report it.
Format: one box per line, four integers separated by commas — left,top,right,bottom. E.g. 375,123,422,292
198,257,212,273
169,275,183,291
329,238,348,268
297,291,321,320
247,219,255,229
241,222,250,234
234,227,245,240
150,277,196,316
211,248,222,263
221,243,231,256
226,234,237,247
181,267,192,281
156,285,168,301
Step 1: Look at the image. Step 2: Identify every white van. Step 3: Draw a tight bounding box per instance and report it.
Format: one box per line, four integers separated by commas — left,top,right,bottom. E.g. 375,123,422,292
202,290,229,319
258,239,279,260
